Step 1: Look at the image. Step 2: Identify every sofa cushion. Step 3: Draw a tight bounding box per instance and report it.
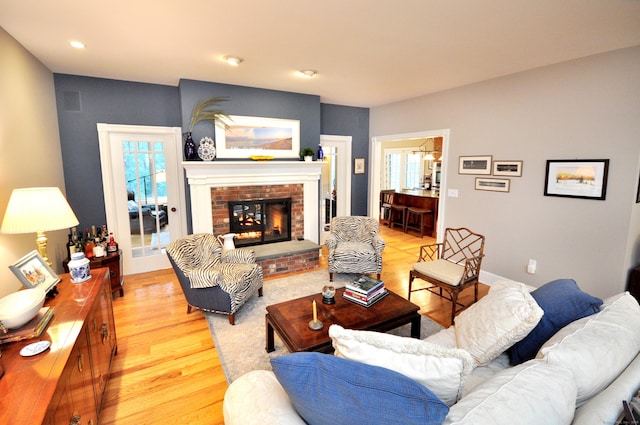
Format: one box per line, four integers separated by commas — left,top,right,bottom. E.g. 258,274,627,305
455,280,543,366
537,291,640,406
223,370,307,425
271,352,449,425
329,324,474,405
443,360,577,425
509,278,603,365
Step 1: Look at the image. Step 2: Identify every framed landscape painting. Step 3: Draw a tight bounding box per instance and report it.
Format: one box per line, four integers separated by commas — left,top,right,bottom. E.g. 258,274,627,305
215,115,300,159
544,159,609,200
459,155,492,175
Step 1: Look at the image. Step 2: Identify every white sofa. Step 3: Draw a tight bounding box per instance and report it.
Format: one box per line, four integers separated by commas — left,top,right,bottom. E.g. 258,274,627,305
223,280,640,425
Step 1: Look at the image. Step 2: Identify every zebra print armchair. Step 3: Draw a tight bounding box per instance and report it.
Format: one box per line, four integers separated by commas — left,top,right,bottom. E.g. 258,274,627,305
166,233,263,325
325,216,386,282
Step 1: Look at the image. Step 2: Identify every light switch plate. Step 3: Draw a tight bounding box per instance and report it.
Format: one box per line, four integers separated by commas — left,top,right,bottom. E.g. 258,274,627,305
447,189,459,198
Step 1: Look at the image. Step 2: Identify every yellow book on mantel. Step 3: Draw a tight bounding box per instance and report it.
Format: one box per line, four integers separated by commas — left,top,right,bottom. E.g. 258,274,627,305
0,307,54,344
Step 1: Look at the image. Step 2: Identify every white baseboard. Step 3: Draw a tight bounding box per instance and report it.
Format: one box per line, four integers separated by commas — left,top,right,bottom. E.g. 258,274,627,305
479,270,507,286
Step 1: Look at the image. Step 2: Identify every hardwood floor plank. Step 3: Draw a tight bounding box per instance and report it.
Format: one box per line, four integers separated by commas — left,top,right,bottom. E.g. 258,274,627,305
101,223,488,424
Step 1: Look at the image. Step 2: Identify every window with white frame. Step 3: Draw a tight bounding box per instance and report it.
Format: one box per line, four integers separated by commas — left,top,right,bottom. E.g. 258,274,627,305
383,148,426,190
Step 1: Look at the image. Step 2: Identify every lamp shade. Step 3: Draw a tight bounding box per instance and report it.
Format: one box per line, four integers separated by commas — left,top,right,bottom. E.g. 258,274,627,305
1,187,79,234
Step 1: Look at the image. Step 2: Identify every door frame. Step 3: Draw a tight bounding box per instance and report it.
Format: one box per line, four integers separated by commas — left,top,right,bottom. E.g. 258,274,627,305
97,123,187,274
320,135,352,212
369,129,450,241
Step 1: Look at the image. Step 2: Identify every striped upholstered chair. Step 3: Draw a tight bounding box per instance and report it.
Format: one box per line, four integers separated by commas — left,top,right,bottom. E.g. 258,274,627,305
166,233,263,325
325,216,386,282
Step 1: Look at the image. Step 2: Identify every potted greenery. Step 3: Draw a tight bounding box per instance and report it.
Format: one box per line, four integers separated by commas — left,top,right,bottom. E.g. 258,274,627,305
300,147,315,161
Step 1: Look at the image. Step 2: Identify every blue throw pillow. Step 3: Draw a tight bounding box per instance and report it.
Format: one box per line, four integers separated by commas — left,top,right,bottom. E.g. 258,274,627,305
271,352,449,425
509,279,602,365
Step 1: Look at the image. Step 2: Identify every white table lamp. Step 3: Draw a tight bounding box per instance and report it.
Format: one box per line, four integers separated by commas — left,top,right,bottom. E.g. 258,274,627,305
1,187,79,266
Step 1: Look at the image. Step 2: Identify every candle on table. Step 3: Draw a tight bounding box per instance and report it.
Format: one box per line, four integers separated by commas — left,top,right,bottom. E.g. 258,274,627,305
313,300,317,322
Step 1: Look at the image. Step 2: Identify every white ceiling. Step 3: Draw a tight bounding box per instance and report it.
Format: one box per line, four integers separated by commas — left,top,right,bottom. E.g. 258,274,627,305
2,0,640,107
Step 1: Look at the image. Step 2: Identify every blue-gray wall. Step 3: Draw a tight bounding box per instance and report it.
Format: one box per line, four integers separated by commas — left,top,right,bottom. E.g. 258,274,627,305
321,103,370,216
54,75,181,231
53,75,369,231
179,79,321,157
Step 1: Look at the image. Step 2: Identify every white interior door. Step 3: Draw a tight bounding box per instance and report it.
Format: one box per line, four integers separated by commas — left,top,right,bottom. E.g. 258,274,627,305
320,135,352,244
97,124,186,275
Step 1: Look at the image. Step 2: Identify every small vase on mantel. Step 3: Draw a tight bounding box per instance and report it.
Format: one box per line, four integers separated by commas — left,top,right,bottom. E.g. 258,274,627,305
184,132,198,161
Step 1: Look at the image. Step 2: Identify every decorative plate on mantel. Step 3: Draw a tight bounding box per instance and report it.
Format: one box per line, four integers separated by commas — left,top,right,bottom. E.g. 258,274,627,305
198,137,216,161
249,155,274,161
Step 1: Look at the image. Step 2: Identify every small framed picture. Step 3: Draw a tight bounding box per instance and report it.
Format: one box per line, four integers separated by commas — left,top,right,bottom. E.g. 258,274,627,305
9,250,60,292
492,160,523,177
475,177,510,192
544,159,609,200
459,155,492,175
354,158,365,174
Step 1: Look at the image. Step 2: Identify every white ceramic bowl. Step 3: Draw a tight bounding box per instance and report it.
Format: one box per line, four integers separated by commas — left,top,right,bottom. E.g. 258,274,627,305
0,288,46,329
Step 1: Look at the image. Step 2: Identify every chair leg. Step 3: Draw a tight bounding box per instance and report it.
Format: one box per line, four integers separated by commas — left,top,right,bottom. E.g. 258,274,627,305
329,272,334,282
450,291,459,325
187,305,193,314
408,272,414,300
258,287,264,297
228,313,235,325
376,273,381,280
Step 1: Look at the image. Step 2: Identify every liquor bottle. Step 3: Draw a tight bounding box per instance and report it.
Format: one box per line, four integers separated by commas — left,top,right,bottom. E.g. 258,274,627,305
67,232,75,258
84,229,95,259
107,232,119,253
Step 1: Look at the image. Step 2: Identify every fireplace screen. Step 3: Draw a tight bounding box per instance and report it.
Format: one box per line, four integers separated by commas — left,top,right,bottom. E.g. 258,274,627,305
228,198,292,247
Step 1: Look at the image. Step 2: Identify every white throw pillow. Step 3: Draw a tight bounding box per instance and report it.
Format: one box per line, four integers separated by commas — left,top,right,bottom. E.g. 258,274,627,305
223,370,307,425
537,292,640,406
454,279,543,366
329,324,474,406
443,360,577,425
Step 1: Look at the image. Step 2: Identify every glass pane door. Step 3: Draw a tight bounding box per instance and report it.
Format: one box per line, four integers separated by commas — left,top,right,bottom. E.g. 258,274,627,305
123,140,169,258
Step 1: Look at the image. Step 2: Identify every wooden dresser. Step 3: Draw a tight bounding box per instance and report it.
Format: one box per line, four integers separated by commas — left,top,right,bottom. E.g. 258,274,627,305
0,268,117,425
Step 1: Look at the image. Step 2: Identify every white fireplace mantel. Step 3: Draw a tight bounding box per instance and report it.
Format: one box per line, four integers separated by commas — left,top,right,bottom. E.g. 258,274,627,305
183,161,324,243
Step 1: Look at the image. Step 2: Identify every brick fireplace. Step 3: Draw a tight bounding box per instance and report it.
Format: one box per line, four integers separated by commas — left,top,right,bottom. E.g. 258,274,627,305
183,161,324,277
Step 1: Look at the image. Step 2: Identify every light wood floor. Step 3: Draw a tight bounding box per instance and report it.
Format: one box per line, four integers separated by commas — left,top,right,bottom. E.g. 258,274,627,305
101,224,488,425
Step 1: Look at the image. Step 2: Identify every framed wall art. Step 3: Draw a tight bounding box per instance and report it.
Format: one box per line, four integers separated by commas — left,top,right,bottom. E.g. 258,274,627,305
215,115,300,159
492,160,523,177
354,158,365,174
459,155,492,175
475,177,510,192
544,159,609,200
9,250,60,292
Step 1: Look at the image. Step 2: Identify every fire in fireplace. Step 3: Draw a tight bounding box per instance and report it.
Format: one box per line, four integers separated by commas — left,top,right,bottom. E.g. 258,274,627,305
228,198,292,247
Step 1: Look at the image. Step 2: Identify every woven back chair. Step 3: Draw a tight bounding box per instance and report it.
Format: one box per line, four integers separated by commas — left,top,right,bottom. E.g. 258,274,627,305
408,227,485,324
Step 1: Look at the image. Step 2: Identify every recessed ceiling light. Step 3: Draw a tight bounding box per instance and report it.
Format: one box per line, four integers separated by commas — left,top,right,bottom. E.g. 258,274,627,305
70,40,86,49
299,69,317,78
223,56,243,66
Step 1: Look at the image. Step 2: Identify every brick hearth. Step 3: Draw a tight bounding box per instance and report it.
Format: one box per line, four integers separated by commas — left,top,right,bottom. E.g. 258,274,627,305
210,184,318,278
183,161,324,278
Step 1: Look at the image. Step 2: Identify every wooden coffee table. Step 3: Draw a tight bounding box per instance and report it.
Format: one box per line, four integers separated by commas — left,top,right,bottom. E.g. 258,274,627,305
265,287,421,353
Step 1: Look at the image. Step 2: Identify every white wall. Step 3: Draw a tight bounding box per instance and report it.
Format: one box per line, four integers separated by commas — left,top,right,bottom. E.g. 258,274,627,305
371,46,640,298
0,27,68,298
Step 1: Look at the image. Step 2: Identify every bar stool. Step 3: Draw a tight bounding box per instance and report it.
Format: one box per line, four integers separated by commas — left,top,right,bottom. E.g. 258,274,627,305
404,207,434,237
389,203,407,230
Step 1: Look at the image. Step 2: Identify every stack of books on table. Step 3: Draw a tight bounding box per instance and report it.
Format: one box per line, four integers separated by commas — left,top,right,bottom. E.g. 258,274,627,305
343,276,388,307
0,307,54,344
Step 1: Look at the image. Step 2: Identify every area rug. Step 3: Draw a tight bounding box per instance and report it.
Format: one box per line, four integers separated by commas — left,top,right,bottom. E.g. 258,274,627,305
205,269,444,383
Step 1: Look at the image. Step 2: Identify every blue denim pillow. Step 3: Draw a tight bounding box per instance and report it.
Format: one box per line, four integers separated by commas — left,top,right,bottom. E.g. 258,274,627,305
271,352,449,425
509,279,602,365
